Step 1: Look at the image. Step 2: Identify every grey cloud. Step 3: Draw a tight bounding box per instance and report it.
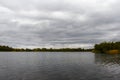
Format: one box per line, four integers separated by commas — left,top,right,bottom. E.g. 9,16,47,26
0,0,120,48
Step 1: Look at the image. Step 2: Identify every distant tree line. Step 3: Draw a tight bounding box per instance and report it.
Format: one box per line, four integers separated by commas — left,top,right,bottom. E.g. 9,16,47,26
0,45,13,51
1,41,120,53
0,45,92,52
94,41,120,54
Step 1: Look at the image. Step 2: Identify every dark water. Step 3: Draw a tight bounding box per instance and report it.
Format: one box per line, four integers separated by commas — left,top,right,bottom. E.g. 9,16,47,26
0,52,120,80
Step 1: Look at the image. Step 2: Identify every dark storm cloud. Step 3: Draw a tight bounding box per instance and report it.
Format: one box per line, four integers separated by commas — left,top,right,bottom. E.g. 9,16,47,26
0,0,120,48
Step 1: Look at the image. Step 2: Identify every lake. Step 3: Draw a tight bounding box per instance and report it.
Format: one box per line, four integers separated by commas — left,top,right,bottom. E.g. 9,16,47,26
0,52,120,80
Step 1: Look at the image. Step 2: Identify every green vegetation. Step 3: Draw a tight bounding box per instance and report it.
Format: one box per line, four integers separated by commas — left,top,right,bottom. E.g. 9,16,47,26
0,45,92,52
0,41,120,53
94,42,120,54
0,45,13,51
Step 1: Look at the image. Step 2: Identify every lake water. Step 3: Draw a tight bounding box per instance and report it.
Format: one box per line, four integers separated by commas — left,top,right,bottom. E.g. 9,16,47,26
0,52,120,80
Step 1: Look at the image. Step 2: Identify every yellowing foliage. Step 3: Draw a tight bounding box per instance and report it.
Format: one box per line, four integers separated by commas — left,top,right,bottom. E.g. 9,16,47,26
107,50,120,54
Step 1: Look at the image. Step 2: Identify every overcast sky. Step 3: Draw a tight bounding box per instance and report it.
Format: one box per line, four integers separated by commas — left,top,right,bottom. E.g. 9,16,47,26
0,0,120,48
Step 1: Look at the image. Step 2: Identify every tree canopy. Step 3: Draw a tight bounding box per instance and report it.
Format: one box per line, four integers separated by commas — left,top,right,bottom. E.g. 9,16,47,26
94,42,120,54
0,45,92,52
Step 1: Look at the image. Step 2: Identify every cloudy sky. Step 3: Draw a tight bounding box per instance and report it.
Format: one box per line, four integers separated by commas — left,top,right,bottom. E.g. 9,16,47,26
0,0,120,48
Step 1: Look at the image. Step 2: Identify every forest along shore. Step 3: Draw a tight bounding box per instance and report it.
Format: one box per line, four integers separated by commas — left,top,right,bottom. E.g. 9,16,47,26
94,42,120,54
0,41,120,53
0,45,92,52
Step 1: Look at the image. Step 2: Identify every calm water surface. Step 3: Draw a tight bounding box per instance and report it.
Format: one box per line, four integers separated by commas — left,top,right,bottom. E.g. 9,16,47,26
0,52,120,80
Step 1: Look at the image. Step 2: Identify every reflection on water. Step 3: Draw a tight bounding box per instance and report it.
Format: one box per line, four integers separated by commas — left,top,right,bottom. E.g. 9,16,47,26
95,54,120,65
95,53,120,78
0,52,120,80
